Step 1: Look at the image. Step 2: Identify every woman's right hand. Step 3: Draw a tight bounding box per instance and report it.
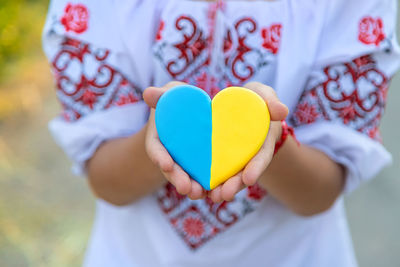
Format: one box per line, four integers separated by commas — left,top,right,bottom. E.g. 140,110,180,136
143,82,207,200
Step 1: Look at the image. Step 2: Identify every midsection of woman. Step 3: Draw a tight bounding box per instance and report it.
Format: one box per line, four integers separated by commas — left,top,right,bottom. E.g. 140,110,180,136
84,193,352,266
42,0,400,266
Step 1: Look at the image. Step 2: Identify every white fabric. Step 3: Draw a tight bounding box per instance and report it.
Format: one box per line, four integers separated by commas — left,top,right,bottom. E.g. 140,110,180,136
295,122,392,193
42,0,400,266
48,103,149,175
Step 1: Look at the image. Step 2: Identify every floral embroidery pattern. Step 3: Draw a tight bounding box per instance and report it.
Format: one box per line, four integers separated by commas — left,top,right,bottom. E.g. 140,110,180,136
61,3,89,34
292,103,320,125
51,37,142,121
358,16,385,46
183,216,205,238
261,23,282,54
247,184,268,201
157,183,267,250
154,15,281,97
167,16,208,78
291,55,388,141
228,17,258,82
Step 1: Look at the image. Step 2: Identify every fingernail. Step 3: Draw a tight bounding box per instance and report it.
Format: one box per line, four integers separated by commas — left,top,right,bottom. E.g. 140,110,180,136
279,102,289,111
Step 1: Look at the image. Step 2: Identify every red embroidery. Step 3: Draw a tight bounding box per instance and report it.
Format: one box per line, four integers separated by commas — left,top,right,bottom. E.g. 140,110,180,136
51,37,142,121
157,183,186,214
230,18,257,82
204,197,239,227
154,15,281,96
170,205,219,249
61,3,89,34
206,0,225,50
157,183,267,250
223,17,279,86
358,16,385,46
195,71,220,98
167,16,208,78
291,55,388,141
367,126,380,140
115,92,139,106
292,102,320,125
261,23,282,54
247,184,267,201
183,217,205,238
224,30,233,53
156,20,165,41
81,89,97,109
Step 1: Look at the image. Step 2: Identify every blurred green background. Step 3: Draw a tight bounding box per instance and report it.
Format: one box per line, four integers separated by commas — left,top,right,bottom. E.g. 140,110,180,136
0,0,94,266
0,1,399,266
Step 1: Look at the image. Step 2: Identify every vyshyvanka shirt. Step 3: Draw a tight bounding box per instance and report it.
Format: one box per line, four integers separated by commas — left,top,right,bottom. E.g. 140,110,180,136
43,0,400,266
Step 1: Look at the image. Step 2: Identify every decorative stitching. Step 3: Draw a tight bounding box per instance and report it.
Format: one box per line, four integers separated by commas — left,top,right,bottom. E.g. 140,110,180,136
156,183,267,250
154,15,281,97
51,37,142,121
358,16,385,47
261,23,282,54
61,3,89,34
291,55,388,141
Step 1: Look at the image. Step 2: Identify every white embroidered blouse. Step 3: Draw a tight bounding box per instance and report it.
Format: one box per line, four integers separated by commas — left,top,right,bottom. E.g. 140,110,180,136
43,0,400,266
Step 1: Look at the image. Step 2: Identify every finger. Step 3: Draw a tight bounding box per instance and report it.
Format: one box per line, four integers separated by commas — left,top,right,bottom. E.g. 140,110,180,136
162,163,192,195
209,185,223,203
244,81,289,121
145,112,174,172
221,173,246,202
143,81,187,108
242,147,272,186
147,138,174,172
267,100,289,121
188,180,206,200
242,129,276,186
143,87,166,108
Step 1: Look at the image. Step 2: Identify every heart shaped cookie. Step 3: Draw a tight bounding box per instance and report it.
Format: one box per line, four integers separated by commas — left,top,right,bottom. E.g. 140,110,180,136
155,85,270,190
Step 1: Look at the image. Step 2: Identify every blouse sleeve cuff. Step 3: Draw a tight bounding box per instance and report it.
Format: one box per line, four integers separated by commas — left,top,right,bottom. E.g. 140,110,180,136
48,102,149,176
294,121,392,193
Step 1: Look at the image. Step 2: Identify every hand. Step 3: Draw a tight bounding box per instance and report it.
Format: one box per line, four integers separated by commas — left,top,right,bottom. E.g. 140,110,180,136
143,81,288,202
208,82,288,202
144,82,207,200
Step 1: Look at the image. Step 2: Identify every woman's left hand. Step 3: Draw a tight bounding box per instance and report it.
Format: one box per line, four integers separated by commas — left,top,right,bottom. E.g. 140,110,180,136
208,82,288,202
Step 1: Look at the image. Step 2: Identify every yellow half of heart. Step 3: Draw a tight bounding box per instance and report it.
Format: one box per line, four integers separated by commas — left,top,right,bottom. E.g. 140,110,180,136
210,87,271,189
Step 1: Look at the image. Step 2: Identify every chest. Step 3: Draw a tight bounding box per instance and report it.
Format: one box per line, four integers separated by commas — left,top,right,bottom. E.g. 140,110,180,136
152,0,320,97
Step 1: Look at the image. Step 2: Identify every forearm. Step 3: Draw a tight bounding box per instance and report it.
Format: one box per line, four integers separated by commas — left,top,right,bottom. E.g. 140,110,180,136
87,124,165,206
260,136,345,216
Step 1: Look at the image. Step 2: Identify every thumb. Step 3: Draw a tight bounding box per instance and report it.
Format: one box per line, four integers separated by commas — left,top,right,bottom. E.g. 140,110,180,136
267,100,289,121
143,87,166,109
244,82,289,121
143,81,187,109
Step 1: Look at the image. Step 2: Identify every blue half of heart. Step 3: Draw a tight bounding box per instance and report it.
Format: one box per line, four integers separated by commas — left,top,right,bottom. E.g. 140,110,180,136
155,85,212,190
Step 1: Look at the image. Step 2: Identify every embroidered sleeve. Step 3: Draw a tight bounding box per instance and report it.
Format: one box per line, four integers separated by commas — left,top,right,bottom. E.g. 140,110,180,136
51,37,142,122
290,52,397,193
290,0,400,193
42,0,149,176
292,0,400,141
44,2,143,121
290,54,388,142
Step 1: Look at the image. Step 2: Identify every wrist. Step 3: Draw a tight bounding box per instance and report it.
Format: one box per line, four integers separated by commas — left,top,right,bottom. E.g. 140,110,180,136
273,121,283,143
274,120,297,155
